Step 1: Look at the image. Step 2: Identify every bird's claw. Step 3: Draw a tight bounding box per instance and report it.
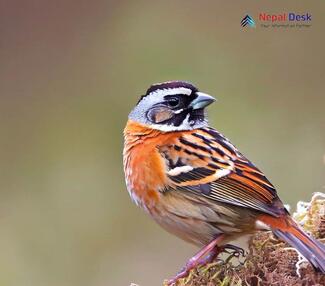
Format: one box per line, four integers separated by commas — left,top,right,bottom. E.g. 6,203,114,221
221,244,246,257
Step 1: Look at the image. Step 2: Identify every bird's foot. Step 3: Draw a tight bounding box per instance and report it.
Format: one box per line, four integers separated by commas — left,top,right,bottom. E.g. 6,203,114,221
221,244,246,258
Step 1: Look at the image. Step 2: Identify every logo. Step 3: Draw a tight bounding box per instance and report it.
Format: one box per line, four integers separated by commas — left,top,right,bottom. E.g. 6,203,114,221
240,12,312,29
241,15,256,28
259,12,311,22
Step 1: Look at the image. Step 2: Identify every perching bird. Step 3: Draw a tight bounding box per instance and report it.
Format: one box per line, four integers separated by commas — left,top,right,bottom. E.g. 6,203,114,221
123,81,325,284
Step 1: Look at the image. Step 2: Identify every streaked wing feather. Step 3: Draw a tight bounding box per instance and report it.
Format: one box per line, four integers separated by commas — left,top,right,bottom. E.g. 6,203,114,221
169,167,216,183
161,127,284,217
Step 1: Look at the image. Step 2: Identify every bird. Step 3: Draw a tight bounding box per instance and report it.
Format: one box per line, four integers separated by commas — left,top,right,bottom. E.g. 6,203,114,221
123,80,325,284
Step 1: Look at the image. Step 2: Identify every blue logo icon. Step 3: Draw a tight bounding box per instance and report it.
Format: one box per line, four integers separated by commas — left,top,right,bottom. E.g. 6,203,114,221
241,15,256,27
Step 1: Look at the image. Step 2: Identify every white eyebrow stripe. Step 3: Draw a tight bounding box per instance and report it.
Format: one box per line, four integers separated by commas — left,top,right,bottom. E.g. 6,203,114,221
148,87,192,97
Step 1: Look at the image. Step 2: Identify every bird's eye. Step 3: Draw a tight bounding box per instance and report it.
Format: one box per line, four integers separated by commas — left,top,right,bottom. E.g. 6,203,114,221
167,97,180,108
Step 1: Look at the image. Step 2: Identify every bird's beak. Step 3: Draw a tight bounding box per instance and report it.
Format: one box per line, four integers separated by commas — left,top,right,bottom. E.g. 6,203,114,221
190,92,216,110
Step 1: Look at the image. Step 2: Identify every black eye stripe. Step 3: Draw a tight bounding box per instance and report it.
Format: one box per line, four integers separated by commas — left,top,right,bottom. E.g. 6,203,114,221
164,94,187,99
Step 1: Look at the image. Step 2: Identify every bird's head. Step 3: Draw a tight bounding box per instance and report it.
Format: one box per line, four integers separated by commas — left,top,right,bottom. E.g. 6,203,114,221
129,81,215,132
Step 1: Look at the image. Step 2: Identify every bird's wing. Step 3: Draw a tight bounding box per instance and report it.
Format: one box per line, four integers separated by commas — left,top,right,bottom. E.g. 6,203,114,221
159,127,285,217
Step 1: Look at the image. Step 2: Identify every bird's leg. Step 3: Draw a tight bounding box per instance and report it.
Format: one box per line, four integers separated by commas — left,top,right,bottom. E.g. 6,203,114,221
197,246,222,265
195,246,224,274
167,234,225,285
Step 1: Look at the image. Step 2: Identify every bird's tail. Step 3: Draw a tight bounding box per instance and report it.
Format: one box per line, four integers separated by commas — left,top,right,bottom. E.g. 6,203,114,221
259,214,325,273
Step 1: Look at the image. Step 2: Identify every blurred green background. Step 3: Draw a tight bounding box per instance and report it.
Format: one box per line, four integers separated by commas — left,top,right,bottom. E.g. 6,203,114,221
1,1,324,285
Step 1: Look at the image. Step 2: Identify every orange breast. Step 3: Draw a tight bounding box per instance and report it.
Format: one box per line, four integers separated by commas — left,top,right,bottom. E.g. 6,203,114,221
123,120,173,210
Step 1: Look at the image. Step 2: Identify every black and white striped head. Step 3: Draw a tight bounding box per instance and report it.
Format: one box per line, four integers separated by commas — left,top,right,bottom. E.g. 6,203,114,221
129,81,215,131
